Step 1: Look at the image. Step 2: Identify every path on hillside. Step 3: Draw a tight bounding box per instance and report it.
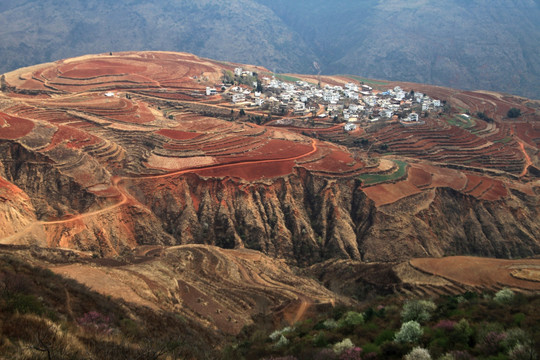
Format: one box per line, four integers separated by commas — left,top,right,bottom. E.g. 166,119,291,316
510,127,533,178
517,140,533,177
0,139,318,244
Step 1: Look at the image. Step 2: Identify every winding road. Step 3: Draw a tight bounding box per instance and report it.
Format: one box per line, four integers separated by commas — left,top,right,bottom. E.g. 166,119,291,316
0,139,319,244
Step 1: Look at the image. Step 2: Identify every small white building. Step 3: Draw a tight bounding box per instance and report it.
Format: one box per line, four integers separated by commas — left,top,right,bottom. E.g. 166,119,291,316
408,112,420,122
205,87,218,96
381,109,394,118
345,83,359,92
344,123,357,131
232,93,245,103
234,67,242,76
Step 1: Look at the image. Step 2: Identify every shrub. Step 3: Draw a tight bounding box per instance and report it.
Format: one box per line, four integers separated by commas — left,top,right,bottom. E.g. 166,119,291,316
476,331,507,355
494,288,515,304
322,318,339,330
313,332,329,347
439,350,474,360
502,328,529,351
394,321,423,343
434,319,456,332
77,311,113,334
404,346,431,360
339,347,364,360
4,293,45,315
274,335,289,348
314,348,338,360
450,319,474,346
507,108,521,118
270,326,294,341
401,300,437,323
339,311,364,327
508,343,538,360
333,338,354,354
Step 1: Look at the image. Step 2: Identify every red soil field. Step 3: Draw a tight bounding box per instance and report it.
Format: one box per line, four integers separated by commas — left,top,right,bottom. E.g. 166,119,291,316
41,124,100,152
362,180,421,207
298,143,364,175
425,165,467,190
411,257,540,291
215,139,313,163
480,180,508,201
194,160,296,181
0,113,34,139
462,174,483,193
156,129,201,140
59,60,147,78
408,165,432,188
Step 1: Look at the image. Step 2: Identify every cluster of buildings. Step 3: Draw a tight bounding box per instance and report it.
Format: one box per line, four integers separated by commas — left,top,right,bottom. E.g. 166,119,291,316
207,68,443,130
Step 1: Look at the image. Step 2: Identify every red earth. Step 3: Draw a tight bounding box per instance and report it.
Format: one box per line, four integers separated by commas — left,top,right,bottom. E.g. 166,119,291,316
0,113,34,139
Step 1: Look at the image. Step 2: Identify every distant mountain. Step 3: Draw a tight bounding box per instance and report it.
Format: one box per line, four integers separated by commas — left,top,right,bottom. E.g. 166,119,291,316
0,0,539,98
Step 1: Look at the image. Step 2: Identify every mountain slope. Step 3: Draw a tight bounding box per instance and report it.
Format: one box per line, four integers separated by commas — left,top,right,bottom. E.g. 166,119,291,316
0,0,315,75
0,1,539,98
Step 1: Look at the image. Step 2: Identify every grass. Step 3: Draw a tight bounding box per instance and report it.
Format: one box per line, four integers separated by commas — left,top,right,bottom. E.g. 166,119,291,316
274,73,303,83
447,114,476,130
493,136,512,144
345,75,389,86
358,160,408,185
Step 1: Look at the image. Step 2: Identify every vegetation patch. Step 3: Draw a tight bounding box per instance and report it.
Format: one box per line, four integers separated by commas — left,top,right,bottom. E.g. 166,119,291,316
358,160,407,186
346,75,388,86
225,291,540,360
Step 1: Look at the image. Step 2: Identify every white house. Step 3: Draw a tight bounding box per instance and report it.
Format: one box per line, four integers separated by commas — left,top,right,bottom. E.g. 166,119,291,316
381,109,394,118
345,83,359,92
294,101,306,111
323,91,340,103
344,123,357,131
234,67,242,76
206,87,218,96
232,93,245,103
407,112,420,122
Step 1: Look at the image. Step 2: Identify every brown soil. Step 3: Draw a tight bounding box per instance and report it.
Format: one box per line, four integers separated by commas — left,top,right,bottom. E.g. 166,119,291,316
410,257,540,291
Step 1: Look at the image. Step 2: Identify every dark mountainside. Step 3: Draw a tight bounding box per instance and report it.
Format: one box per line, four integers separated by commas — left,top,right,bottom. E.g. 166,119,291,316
1,0,539,98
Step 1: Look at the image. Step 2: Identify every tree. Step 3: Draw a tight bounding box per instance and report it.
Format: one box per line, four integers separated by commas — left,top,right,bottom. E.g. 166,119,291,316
405,347,432,360
494,288,515,304
507,108,521,118
239,109,246,117
395,321,423,343
401,299,437,323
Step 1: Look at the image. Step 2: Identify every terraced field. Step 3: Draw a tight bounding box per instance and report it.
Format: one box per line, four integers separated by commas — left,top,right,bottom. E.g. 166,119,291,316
0,51,538,264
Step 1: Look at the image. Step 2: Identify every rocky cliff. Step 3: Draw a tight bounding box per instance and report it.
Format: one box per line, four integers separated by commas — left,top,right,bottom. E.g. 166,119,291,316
0,51,538,265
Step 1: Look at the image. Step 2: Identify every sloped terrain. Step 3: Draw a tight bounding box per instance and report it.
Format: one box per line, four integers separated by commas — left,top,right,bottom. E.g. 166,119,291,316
0,51,538,265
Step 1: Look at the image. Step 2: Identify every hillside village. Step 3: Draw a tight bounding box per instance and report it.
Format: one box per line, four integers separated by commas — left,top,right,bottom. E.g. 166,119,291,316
207,67,443,130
